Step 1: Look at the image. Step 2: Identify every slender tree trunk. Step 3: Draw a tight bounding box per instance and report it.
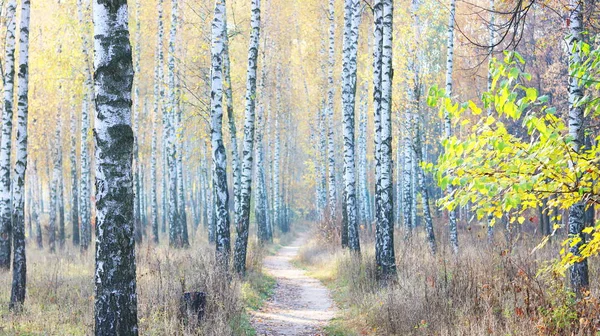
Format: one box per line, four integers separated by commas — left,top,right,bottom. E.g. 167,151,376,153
273,115,281,233
255,104,269,243
93,1,139,333
133,0,143,244
33,164,42,249
567,0,588,294
358,88,369,229
445,0,459,254
223,5,242,227
486,0,496,242
0,0,17,270
415,125,436,254
151,61,160,244
374,0,396,281
210,0,231,262
234,0,261,275
176,101,189,247
318,106,328,220
56,118,65,249
326,0,338,219
167,0,181,247
77,0,93,251
79,96,91,250
70,108,80,246
403,115,413,236
10,0,30,309
50,139,60,254
341,0,361,252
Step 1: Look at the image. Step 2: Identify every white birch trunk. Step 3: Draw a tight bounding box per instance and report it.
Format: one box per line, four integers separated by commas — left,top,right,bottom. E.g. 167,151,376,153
77,0,93,251
92,1,138,333
567,0,588,293
10,0,30,309
341,0,361,251
166,0,181,247
210,0,231,261
374,0,396,281
0,0,18,269
234,0,261,275
326,0,338,219
445,0,459,254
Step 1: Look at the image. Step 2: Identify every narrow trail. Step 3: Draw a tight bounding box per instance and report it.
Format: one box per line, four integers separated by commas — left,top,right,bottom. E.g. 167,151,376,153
251,233,337,336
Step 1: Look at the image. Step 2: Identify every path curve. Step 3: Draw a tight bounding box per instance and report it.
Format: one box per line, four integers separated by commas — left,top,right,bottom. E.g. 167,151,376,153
251,234,337,335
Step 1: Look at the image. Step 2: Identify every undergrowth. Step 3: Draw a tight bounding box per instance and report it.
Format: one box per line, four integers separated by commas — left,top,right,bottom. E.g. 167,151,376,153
0,229,278,335
297,223,600,335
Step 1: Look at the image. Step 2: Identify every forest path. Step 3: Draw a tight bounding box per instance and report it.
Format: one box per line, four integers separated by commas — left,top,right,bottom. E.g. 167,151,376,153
251,233,337,335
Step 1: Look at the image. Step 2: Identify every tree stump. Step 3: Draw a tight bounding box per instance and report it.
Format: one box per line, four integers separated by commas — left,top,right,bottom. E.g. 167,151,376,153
180,291,207,326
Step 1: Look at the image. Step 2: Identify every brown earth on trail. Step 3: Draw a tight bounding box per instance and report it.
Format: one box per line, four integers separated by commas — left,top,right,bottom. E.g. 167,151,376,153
251,234,337,336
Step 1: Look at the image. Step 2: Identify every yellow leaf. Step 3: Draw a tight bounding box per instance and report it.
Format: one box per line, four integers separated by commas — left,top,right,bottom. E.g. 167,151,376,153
582,227,594,234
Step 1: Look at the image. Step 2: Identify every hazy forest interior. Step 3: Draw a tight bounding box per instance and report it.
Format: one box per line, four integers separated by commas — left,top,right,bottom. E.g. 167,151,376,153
1,0,600,335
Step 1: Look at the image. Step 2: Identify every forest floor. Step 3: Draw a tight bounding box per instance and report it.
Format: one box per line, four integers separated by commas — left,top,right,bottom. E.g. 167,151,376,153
250,233,337,335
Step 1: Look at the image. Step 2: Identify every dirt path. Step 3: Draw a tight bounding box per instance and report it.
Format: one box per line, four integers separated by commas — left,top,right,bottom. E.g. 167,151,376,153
251,234,337,336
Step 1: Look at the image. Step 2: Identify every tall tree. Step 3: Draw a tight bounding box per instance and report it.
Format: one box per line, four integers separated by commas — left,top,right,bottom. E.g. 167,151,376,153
151,59,160,244
77,0,93,250
167,0,182,247
415,124,436,254
234,0,261,275
374,0,396,281
93,0,139,334
210,0,231,262
357,87,371,228
566,0,588,294
341,0,361,252
326,0,338,219
10,0,31,310
133,0,143,244
57,118,65,249
255,104,269,243
0,0,17,270
70,107,80,246
445,0,459,254
222,3,242,227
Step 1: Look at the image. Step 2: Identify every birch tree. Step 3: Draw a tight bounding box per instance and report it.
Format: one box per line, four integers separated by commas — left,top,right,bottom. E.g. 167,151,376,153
33,164,42,249
77,0,93,250
167,0,182,247
223,3,242,226
151,62,160,244
358,88,370,228
445,0,459,254
234,0,261,275
0,0,17,270
341,0,361,252
255,105,269,243
486,0,496,242
10,0,31,309
92,0,139,333
374,0,396,281
57,118,65,249
326,0,337,219
80,96,91,250
415,125,436,254
210,0,231,262
566,0,588,293
133,0,143,244
70,107,80,247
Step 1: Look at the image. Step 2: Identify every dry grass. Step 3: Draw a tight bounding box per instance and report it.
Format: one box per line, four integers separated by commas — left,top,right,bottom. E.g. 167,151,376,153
297,222,600,336
0,229,275,335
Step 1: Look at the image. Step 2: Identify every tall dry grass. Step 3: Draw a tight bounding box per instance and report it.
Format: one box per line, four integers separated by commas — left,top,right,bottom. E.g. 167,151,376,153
0,229,269,335
298,221,600,335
